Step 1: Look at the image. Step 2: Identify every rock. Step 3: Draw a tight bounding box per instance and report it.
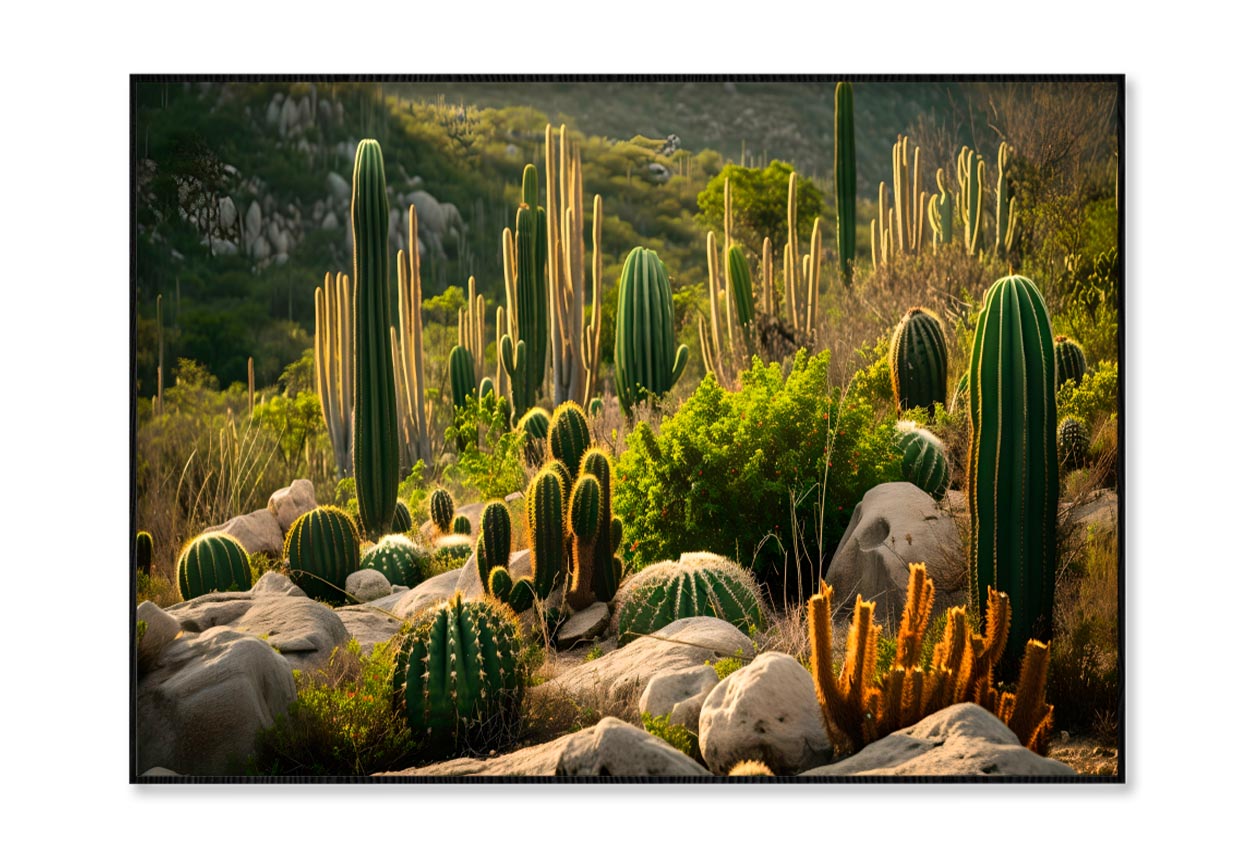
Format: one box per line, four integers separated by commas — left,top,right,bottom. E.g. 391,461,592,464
824,482,965,628
136,626,296,776
334,606,402,656
250,235,271,261
209,237,237,256
218,196,237,229
139,767,181,777
251,571,306,597
536,617,752,719
1060,488,1118,545
389,569,464,621
391,585,408,594
279,96,299,137
381,717,709,777
639,664,718,733
799,703,1077,777
244,200,262,246
167,595,349,672
556,602,610,650
136,600,182,675
556,717,709,776
204,508,283,557
267,479,316,533
320,211,339,230
326,171,350,202
345,569,392,603
698,652,832,775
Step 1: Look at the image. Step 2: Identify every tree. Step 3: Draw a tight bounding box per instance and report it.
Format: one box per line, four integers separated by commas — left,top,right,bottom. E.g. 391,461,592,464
696,161,824,256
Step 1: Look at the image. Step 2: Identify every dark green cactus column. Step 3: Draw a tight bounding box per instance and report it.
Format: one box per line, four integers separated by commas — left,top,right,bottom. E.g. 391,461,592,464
614,247,689,409
566,473,602,611
548,402,591,477
510,165,548,410
477,500,512,592
351,140,399,540
526,468,566,601
579,447,619,602
449,344,476,410
429,487,454,535
136,531,154,576
727,245,755,348
1054,336,1087,387
968,274,1058,669
889,307,948,414
834,81,856,285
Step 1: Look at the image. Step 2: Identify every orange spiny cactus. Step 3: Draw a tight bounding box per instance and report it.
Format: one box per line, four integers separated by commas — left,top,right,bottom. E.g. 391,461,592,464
893,562,936,668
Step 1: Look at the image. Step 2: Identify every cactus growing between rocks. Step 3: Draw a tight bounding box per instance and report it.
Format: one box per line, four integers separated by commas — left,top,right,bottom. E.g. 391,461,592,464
579,447,620,603
614,247,689,409
433,534,473,564
360,534,430,588
429,487,454,535
1054,335,1087,388
351,139,400,540
284,506,359,605
1057,416,1091,471
566,473,602,611
896,422,951,499
136,530,154,576
392,501,412,534
889,307,948,414
476,500,513,593
967,274,1059,669
452,515,472,536
177,531,252,600
526,467,566,602
613,555,764,645
728,759,775,777
391,594,525,758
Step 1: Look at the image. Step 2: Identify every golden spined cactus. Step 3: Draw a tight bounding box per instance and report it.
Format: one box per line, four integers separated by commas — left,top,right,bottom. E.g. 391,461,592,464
1000,640,1054,753
871,135,928,270
893,563,935,669
315,270,354,477
393,205,432,468
457,275,486,383
808,581,881,751
727,759,775,777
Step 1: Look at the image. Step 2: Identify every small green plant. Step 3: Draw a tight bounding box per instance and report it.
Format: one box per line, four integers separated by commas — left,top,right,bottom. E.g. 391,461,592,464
442,393,527,500
583,644,604,662
640,711,698,758
710,654,746,681
136,620,148,644
1057,360,1118,426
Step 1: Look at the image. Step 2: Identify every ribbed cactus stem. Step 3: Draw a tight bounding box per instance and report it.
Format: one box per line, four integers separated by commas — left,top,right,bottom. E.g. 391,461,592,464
889,307,948,414
928,169,953,249
284,506,359,605
315,271,354,476
579,448,618,602
526,468,566,601
177,532,252,600
1054,335,1088,387
449,344,476,410
351,139,399,540
548,402,591,478
566,473,602,611
393,205,431,466
429,487,454,535
834,82,856,285
613,248,689,409
476,500,512,592
995,142,1017,259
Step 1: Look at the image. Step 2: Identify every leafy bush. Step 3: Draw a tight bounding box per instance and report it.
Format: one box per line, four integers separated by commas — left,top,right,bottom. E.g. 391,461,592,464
1057,359,1119,425
250,639,417,776
442,392,526,501
616,349,901,602
640,712,699,758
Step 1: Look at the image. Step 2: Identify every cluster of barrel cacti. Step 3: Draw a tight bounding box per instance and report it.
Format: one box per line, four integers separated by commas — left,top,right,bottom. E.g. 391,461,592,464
613,554,764,645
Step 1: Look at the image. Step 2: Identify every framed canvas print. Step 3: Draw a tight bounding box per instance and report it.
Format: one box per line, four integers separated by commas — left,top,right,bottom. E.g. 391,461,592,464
130,75,1123,782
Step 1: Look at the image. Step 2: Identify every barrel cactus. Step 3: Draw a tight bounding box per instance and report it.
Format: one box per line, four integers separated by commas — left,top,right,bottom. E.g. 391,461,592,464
889,307,948,414
968,274,1058,669
1054,336,1087,388
452,515,472,536
391,594,525,757
177,532,252,600
1058,416,1091,471
895,422,951,500
548,402,591,479
136,530,154,576
433,534,473,565
360,534,431,588
613,553,765,645
429,487,455,535
284,506,360,604
613,247,689,409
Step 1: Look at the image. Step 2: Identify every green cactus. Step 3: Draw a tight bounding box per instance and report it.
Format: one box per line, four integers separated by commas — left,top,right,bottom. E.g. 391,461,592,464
889,307,948,414
1054,336,1088,388
614,554,765,645
478,376,496,402
726,244,755,345
968,274,1059,670
517,406,551,467
136,530,154,576
958,147,985,256
579,447,620,603
548,402,591,479
499,165,548,414
1058,416,1091,471
507,577,537,613
927,169,953,248
351,139,400,541
476,500,513,592
610,516,624,554
429,487,454,535
284,506,360,605
526,468,566,602
433,534,473,565
566,473,602,610
588,397,604,418
360,534,431,588
391,594,525,757
834,81,856,285
449,344,476,410
177,531,252,600
995,142,1018,259
951,370,970,414
392,501,413,534
488,566,514,602
895,422,951,500
613,247,689,409
452,515,472,536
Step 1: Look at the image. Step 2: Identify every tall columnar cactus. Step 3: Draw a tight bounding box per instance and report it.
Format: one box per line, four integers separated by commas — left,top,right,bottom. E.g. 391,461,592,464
727,245,755,345
351,139,399,540
476,500,513,593
284,506,360,605
614,247,689,409
1054,335,1088,388
517,406,551,467
968,275,1059,667
889,307,948,414
566,473,602,611
833,81,856,285
927,169,954,249
391,594,524,758
613,554,765,644
548,402,591,478
177,532,252,600
957,147,985,256
392,204,432,469
314,271,354,477
449,344,476,410
360,534,431,588
895,422,951,500
1057,416,1091,471
995,142,1018,259
498,164,548,415
135,530,154,576
429,487,454,535
579,447,621,602
526,467,566,601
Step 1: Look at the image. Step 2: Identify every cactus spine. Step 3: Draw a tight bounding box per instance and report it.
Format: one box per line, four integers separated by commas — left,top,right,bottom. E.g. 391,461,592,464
614,554,764,644
360,534,430,588
995,142,1018,259
314,271,354,476
957,147,985,256
429,487,454,535
392,205,432,468
889,307,948,414
136,530,154,576
391,594,524,758
927,169,953,249
1054,336,1087,387
177,532,252,600
566,473,602,611
351,140,399,540
526,468,567,602
283,506,359,605
968,275,1059,668
896,422,951,500
613,247,689,409
477,500,513,593
833,82,856,285
498,165,547,416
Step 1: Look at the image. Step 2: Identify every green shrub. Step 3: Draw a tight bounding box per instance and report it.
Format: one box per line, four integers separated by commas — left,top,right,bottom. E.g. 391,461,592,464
710,654,746,681
640,711,699,758
616,349,900,601
250,639,417,776
442,392,527,501
1057,359,1119,425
